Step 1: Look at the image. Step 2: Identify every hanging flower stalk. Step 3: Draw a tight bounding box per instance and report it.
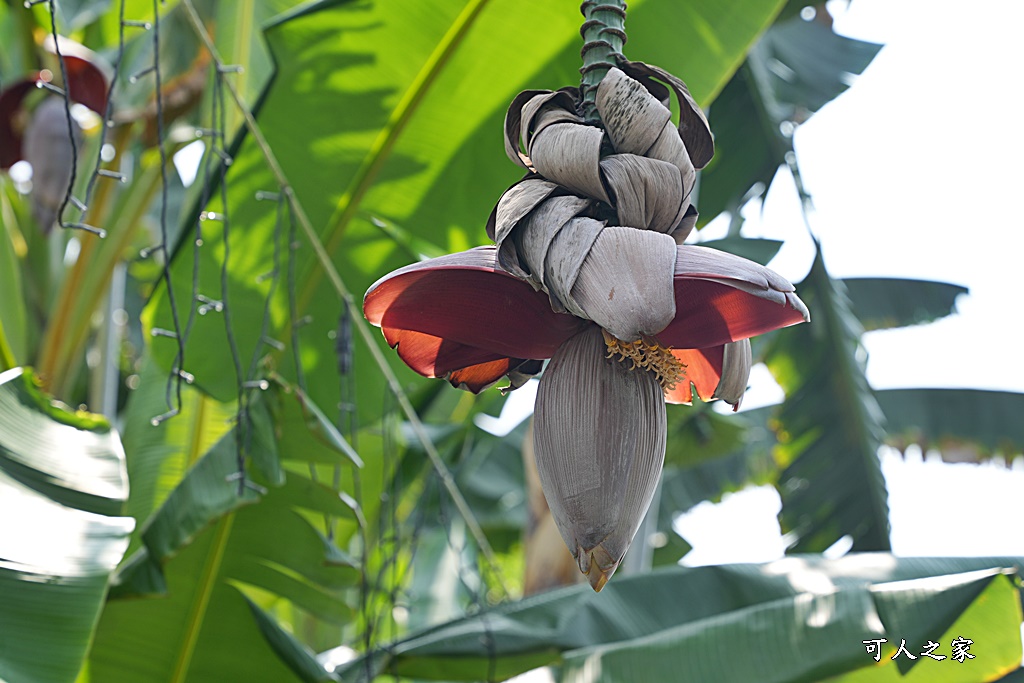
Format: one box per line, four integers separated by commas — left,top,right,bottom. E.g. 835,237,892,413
364,8,809,591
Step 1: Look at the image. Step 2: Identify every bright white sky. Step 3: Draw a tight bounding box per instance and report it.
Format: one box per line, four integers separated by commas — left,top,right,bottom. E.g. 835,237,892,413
487,0,1024,564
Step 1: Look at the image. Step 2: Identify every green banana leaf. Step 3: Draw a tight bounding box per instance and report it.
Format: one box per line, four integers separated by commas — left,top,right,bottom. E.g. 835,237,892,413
0,368,133,683
700,236,784,265
0,180,28,368
117,356,236,554
87,415,360,681
766,247,890,553
877,388,1024,460
843,278,968,331
47,0,114,32
324,555,1024,682
84,358,360,680
656,385,1024,532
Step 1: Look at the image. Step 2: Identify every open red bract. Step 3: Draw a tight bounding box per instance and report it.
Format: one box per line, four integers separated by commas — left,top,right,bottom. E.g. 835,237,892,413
363,244,808,397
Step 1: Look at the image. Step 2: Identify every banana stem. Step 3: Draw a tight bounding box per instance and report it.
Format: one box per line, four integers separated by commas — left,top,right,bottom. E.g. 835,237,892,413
579,0,628,125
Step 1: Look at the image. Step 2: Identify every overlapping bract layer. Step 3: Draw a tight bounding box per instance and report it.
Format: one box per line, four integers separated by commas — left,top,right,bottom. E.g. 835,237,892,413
489,65,717,342
363,245,806,400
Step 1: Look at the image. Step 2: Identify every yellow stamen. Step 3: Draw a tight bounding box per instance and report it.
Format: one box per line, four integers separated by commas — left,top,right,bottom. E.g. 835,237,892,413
602,330,686,390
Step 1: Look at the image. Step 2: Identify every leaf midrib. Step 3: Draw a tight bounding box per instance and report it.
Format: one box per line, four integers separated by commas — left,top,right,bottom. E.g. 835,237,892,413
168,512,236,683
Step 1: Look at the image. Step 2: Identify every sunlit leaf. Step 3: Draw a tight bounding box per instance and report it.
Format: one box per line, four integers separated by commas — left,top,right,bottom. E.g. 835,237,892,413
0,181,27,368
119,355,236,549
0,368,133,683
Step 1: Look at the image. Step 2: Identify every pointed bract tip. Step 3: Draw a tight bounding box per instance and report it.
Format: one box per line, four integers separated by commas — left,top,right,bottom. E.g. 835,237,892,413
576,544,621,592
789,291,811,323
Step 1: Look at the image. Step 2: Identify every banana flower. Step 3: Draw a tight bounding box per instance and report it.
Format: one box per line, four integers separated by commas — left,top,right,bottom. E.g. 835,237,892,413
364,65,808,591
0,40,108,232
